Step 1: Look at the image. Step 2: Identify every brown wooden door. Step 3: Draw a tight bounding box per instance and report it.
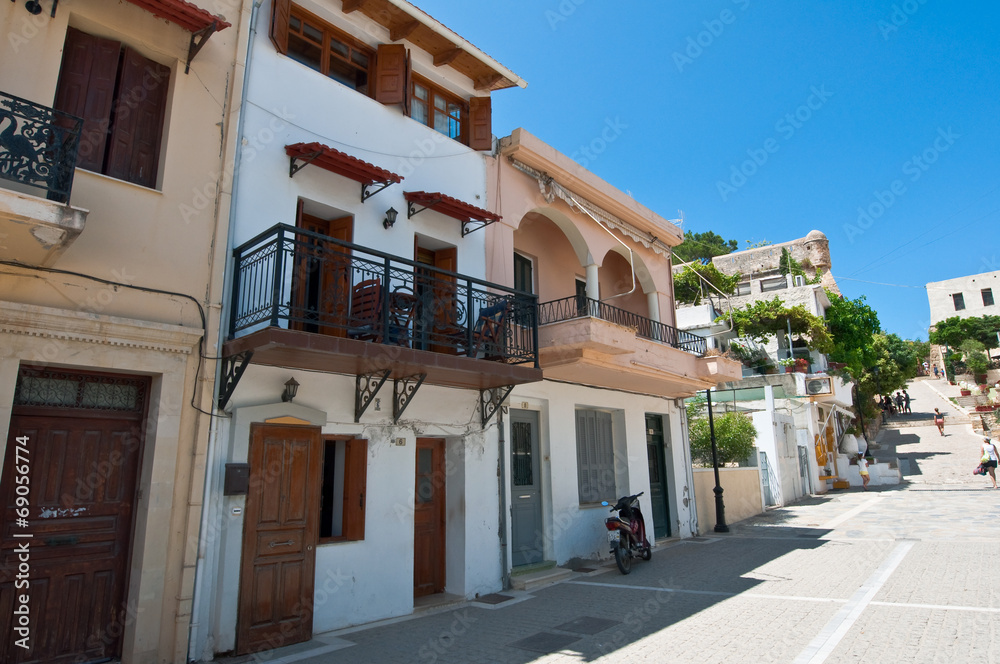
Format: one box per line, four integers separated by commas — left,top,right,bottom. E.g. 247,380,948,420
413,438,445,598
0,413,144,664
237,424,322,655
292,206,353,336
415,246,459,353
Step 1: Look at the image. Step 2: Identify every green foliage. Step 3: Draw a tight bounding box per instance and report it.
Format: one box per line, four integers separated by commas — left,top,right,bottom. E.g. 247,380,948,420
929,315,1000,350
745,238,772,249
856,333,913,397
673,230,738,264
674,263,742,305
824,290,881,379
687,400,758,467
726,339,769,366
959,339,990,375
726,297,834,353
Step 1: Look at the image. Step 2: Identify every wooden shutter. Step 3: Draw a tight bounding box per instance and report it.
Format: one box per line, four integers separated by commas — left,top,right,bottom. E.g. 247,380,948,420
468,96,492,151
104,48,170,188
342,438,368,540
270,0,291,54
576,409,613,503
375,43,408,105
53,27,120,172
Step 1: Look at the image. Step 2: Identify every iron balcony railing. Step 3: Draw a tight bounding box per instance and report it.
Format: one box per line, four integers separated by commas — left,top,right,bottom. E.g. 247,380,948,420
230,223,539,367
537,295,707,355
0,91,82,204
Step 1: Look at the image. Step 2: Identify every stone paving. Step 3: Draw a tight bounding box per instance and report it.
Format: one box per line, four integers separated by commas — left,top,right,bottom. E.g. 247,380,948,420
235,377,1000,664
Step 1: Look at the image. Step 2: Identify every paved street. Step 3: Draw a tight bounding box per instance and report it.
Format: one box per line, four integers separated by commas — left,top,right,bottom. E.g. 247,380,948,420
237,377,1000,664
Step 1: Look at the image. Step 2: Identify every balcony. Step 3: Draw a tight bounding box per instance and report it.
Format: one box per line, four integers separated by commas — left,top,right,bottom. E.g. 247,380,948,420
0,91,87,267
536,296,742,396
222,224,542,403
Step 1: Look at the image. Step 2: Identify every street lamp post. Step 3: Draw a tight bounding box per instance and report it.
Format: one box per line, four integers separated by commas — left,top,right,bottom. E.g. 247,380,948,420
705,389,729,533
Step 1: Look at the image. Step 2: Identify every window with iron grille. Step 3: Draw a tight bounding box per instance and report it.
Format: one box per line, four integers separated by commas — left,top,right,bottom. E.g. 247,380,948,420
983,288,994,307
952,293,965,311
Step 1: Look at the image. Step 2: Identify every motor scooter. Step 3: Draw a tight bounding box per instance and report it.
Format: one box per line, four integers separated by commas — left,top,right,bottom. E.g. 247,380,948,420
602,492,651,574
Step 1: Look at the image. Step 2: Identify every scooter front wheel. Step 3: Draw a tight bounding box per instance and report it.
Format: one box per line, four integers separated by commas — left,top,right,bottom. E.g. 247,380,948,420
613,542,632,574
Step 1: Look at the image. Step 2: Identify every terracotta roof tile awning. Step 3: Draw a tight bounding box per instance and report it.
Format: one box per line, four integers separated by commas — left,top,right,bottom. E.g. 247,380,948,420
404,190,501,236
123,0,231,73
124,0,232,32
286,142,404,202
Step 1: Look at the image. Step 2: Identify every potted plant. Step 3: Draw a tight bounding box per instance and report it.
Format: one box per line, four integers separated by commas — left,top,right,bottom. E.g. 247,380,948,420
959,380,972,397
778,358,796,373
794,357,810,373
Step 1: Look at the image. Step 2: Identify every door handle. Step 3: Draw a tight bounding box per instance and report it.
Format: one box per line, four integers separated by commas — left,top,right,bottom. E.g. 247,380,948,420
518,495,531,499
268,540,295,548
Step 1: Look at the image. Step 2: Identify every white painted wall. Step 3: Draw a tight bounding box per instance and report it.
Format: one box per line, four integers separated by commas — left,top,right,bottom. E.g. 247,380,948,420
203,364,502,653
507,381,695,566
231,13,489,271
927,270,1000,325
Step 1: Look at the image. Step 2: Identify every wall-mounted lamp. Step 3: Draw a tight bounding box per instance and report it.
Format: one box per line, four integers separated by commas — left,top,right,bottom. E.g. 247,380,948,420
281,377,299,403
23,0,58,18
382,206,398,229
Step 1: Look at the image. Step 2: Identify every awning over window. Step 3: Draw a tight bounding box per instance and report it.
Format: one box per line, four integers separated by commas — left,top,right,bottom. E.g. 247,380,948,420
122,0,232,73
404,191,501,236
124,0,231,32
286,142,403,202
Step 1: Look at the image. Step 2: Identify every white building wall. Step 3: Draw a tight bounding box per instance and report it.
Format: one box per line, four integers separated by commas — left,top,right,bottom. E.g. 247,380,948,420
508,381,695,567
927,270,1000,325
204,365,502,653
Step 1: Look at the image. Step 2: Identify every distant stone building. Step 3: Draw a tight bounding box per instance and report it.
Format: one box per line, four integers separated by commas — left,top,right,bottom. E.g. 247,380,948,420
926,270,1000,367
711,229,839,297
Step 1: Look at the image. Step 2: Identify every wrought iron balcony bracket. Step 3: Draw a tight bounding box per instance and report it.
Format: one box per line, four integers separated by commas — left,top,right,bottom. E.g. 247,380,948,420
186,20,221,74
480,385,513,426
393,373,426,422
355,369,390,422
289,151,324,178
217,351,253,410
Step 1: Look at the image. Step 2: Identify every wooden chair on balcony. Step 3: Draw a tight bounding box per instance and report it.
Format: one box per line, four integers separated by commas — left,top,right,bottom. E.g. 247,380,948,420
347,279,384,342
469,300,510,360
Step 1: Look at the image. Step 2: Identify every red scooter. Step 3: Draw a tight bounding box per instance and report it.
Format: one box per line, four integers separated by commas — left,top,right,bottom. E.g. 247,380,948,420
602,492,651,574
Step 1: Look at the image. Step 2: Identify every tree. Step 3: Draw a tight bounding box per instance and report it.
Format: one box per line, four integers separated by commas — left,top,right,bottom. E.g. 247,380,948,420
673,230,738,264
725,297,834,353
824,291,881,379
856,333,911,398
958,340,990,377
674,263,742,305
687,398,757,467
929,315,1000,350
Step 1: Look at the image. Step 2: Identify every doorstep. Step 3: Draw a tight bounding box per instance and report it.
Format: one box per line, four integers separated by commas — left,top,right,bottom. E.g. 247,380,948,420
510,562,573,591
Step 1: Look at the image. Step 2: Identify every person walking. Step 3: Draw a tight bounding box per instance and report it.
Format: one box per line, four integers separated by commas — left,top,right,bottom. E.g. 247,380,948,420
933,408,945,436
903,390,911,413
857,453,871,491
981,437,999,489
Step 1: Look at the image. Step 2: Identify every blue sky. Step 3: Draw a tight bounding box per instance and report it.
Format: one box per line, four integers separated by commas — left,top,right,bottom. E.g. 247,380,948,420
416,0,1000,340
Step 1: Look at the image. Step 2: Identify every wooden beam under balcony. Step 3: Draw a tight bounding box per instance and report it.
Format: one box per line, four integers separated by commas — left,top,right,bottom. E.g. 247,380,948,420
223,328,542,391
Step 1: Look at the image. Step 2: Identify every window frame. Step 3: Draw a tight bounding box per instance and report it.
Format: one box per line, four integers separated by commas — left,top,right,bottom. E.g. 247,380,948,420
575,408,616,505
53,27,171,190
513,252,534,294
952,292,966,311
409,74,468,144
286,4,374,94
318,435,368,544
982,288,994,307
